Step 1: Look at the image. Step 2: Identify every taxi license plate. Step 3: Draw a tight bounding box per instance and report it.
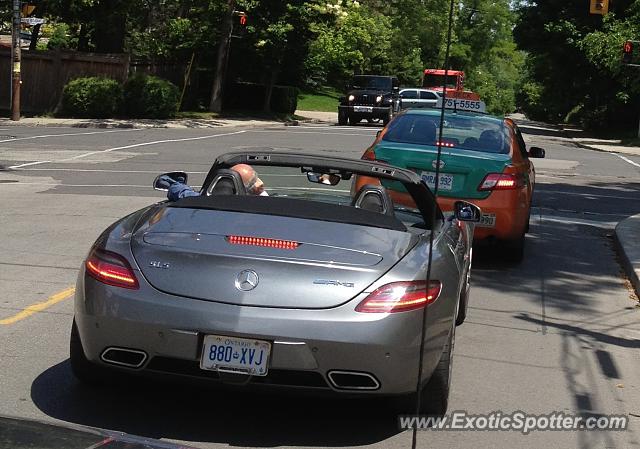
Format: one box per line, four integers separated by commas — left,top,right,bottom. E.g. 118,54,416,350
354,106,373,113
421,171,453,191
200,334,271,376
478,213,496,228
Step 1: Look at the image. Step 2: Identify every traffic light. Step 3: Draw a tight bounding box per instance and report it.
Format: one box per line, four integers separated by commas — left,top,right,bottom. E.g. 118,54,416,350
623,40,634,65
590,0,609,14
235,12,248,35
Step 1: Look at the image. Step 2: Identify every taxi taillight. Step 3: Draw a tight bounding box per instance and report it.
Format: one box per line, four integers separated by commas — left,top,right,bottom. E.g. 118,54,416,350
362,148,376,161
478,173,522,191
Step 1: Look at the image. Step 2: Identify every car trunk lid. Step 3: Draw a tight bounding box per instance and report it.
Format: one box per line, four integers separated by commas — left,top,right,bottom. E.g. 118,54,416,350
131,207,417,309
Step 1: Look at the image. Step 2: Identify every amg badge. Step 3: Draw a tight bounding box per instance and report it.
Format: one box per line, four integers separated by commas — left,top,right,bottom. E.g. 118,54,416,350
313,279,355,288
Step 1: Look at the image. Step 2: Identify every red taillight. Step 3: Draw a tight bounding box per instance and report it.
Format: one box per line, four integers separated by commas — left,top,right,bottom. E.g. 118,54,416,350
361,148,376,161
355,281,441,313
227,235,300,250
85,248,139,289
478,173,521,191
436,141,455,148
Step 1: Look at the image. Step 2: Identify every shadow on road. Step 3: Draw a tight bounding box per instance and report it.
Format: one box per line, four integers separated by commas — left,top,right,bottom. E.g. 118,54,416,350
31,361,402,447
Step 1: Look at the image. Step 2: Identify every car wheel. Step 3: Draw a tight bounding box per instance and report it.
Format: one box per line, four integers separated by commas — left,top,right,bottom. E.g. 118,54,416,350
455,255,471,326
70,319,111,385
503,232,525,263
382,111,392,126
348,116,360,126
395,322,454,417
419,322,455,416
338,110,348,126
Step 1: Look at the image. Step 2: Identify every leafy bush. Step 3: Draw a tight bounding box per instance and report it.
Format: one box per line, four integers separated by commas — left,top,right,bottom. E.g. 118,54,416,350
61,77,122,118
123,74,180,118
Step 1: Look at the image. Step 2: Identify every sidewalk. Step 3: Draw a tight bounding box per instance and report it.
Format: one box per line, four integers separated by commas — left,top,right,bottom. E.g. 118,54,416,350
0,116,290,129
0,110,337,129
557,124,640,299
561,125,640,157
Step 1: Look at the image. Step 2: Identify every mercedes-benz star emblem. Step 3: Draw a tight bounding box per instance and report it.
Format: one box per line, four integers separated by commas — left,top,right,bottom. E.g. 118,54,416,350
432,159,446,169
235,270,259,291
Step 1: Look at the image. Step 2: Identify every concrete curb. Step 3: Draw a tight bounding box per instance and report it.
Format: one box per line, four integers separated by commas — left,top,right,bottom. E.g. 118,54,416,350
614,215,640,299
0,117,288,130
559,126,640,157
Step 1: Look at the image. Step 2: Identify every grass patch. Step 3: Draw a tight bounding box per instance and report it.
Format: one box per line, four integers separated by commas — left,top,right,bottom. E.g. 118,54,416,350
297,87,341,112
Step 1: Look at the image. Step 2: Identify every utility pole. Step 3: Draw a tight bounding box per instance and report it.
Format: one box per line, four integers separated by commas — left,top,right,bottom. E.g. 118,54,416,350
209,0,235,113
11,0,21,121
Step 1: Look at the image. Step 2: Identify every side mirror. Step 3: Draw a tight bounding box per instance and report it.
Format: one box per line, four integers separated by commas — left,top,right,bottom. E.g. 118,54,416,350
454,201,481,223
528,147,545,158
153,171,188,191
307,172,341,186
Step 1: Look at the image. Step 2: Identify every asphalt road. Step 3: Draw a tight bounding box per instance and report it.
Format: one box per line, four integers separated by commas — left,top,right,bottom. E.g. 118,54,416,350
1,121,639,449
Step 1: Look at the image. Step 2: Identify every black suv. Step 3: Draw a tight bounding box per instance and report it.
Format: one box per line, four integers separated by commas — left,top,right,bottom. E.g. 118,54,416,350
338,75,400,126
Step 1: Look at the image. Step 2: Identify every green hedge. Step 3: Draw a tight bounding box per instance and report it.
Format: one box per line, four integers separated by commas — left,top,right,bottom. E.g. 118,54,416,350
61,77,122,118
123,74,180,119
224,82,299,113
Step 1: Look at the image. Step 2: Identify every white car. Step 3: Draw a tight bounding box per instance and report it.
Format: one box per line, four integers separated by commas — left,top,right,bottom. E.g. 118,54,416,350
399,89,441,110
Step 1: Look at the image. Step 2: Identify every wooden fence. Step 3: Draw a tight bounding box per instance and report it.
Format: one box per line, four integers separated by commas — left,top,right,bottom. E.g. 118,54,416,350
0,50,129,113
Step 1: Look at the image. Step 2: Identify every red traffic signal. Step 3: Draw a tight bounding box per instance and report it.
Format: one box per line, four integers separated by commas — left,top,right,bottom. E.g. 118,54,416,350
238,13,247,27
623,40,634,64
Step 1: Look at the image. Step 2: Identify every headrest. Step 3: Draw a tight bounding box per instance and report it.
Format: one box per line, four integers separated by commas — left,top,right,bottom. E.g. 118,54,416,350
352,184,395,217
207,169,247,195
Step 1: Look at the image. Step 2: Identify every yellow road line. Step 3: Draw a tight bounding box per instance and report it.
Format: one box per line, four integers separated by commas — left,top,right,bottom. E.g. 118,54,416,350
0,286,75,325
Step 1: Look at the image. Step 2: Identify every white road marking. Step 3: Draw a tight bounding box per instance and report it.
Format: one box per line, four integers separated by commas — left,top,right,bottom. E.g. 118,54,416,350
253,130,377,137
538,189,638,201
59,130,247,162
11,168,209,174
616,154,640,169
0,128,144,144
4,130,247,169
538,214,617,229
9,161,51,169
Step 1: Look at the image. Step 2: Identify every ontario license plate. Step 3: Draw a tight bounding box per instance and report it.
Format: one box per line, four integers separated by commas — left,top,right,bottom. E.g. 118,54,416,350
200,334,271,376
354,106,373,113
478,213,496,227
421,171,454,191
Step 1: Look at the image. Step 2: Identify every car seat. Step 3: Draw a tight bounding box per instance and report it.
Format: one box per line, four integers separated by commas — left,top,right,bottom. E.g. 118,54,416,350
207,169,247,195
352,184,395,216
478,130,502,152
409,118,437,145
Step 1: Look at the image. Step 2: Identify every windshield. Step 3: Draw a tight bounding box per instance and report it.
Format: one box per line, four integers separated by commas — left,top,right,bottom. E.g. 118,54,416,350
351,76,392,90
382,113,509,154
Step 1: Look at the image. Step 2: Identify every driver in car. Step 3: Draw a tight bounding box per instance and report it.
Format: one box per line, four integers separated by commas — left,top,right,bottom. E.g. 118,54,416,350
160,164,268,200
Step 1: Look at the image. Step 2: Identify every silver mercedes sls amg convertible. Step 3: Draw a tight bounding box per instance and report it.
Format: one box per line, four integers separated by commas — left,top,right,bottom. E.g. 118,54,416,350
71,152,480,415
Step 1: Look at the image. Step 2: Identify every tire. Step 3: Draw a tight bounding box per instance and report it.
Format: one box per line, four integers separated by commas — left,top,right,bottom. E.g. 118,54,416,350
70,319,111,385
382,111,391,126
348,116,360,126
395,323,455,417
338,109,348,126
502,232,525,263
419,323,455,416
455,260,471,326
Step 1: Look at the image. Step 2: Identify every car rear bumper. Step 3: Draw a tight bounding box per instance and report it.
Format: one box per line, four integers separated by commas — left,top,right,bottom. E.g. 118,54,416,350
339,105,391,118
436,191,529,241
74,270,449,396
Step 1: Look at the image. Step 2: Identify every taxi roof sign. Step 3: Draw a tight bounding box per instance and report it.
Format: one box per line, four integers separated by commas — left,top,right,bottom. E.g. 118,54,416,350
436,98,487,113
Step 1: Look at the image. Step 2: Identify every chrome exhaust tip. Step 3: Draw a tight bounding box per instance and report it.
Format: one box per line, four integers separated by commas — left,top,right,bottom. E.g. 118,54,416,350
100,347,147,368
327,370,380,390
